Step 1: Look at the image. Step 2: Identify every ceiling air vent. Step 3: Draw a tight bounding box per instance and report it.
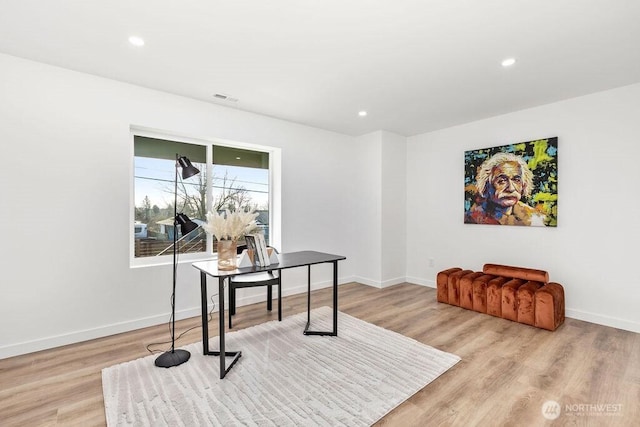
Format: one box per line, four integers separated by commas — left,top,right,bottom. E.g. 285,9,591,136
213,93,238,102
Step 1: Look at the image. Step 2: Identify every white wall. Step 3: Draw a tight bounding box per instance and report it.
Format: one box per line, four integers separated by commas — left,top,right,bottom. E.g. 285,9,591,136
0,53,360,358
406,83,640,333
380,131,407,286
351,132,383,286
351,130,407,288
351,132,382,287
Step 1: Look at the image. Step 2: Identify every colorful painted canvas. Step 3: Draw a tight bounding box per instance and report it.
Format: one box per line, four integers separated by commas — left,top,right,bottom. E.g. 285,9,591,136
464,137,558,227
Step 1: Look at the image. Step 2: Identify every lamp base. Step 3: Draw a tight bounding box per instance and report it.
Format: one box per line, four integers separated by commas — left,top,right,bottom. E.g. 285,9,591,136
154,349,191,368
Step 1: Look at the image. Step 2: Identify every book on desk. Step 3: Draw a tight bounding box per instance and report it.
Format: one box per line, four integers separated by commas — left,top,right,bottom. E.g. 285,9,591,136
239,234,278,267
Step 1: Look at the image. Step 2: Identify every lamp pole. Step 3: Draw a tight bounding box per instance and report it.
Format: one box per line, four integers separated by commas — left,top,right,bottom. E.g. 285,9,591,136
155,154,199,368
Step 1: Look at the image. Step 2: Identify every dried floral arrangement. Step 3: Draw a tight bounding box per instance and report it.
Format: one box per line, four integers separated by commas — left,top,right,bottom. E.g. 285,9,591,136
202,208,260,242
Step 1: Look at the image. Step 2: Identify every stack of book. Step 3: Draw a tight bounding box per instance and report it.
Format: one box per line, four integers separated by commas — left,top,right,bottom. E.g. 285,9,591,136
244,234,271,267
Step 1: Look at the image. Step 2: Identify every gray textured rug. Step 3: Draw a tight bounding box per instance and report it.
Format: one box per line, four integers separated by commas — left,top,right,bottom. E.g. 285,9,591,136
102,307,460,426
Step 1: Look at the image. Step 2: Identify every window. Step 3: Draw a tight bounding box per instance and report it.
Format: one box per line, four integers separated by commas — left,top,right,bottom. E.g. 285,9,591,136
133,136,207,259
212,146,270,245
132,132,275,266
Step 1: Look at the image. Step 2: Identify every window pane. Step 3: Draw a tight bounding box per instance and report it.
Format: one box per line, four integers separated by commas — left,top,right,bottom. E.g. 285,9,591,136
213,146,270,248
134,136,207,258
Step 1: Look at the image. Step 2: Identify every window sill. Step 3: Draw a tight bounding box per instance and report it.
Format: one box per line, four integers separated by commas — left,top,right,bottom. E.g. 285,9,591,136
130,252,215,269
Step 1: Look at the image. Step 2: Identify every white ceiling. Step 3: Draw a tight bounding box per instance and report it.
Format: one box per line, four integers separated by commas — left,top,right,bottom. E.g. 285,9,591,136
2,0,639,136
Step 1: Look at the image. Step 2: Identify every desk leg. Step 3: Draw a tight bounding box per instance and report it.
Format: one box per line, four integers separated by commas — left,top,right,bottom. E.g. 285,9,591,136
277,269,282,321
200,272,209,354
332,260,338,335
201,275,242,379
218,277,226,378
306,265,311,329
304,261,338,336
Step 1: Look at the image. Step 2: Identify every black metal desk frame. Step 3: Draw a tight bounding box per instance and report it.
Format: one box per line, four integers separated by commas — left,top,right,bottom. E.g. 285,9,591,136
193,251,346,379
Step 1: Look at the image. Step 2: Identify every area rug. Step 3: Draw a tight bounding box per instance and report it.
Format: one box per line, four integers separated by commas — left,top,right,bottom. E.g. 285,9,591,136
102,307,460,426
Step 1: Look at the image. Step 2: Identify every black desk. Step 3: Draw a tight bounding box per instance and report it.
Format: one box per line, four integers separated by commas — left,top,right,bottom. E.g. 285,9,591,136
192,250,346,379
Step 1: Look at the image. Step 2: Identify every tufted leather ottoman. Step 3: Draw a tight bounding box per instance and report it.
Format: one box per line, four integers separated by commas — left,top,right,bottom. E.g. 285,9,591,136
436,264,565,331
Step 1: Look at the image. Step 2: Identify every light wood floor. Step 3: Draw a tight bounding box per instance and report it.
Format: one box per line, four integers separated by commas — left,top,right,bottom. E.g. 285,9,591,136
1,283,638,426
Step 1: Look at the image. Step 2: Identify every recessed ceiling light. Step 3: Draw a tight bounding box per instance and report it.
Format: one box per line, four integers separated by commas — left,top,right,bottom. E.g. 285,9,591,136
358,111,367,117
128,36,145,47
501,58,516,67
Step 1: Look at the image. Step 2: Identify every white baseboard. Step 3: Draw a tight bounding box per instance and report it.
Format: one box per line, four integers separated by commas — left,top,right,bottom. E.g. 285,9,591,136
0,306,205,360
565,308,640,333
351,276,381,288
405,276,435,288
351,276,407,289
0,276,354,360
380,276,406,288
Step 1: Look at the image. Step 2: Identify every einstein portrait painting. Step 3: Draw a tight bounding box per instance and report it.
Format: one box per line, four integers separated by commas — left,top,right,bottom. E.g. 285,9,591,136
464,137,558,227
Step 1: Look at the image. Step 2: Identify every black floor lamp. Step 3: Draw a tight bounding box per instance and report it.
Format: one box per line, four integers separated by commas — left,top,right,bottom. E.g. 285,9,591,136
155,155,200,368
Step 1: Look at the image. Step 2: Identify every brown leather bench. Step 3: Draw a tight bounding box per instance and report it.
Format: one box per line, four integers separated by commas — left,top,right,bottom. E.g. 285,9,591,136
436,264,565,331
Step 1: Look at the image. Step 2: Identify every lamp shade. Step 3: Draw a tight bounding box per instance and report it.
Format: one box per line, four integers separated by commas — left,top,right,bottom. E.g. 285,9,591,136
176,213,199,235
177,156,200,179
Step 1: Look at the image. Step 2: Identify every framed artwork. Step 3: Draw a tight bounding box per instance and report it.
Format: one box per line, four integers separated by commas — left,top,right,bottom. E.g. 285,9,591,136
464,137,558,227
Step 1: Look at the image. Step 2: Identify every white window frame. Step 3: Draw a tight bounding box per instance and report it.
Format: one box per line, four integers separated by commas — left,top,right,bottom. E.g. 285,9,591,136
130,126,281,269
